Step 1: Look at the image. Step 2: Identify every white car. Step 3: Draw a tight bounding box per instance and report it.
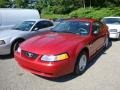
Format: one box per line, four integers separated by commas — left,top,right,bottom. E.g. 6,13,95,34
102,17,120,39
0,19,54,55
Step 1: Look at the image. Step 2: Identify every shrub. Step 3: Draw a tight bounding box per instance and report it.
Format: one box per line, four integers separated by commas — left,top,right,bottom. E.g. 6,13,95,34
69,7,120,20
42,7,120,20
42,14,69,20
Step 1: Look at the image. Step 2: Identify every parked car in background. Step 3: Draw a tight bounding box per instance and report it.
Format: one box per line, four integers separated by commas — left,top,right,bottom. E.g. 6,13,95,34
0,8,40,30
15,18,109,78
54,18,65,25
102,17,120,39
0,19,54,56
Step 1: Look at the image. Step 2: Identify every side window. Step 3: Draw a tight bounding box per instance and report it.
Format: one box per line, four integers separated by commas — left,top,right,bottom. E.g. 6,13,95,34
32,21,54,31
47,21,54,26
42,21,53,28
32,21,42,31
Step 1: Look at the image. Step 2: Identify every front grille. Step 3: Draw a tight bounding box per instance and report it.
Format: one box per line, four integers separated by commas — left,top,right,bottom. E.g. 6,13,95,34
109,29,117,32
22,50,38,59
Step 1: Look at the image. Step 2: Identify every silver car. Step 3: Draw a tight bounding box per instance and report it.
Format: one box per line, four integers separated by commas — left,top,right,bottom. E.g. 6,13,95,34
0,19,54,55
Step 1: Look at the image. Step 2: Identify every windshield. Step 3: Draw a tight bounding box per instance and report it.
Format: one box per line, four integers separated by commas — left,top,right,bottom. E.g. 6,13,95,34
102,18,120,24
52,21,90,35
13,21,36,31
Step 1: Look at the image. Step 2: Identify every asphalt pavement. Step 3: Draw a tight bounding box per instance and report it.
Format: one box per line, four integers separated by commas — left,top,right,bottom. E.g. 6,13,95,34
0,40,120,90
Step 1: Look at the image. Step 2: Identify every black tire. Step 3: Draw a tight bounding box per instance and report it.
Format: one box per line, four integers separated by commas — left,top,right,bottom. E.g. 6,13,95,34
11,40,23,56
74,51,88,75
104,36,109,49
118,33,120,40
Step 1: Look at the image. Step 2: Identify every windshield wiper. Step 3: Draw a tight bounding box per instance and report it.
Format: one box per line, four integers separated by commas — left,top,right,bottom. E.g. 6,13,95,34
61,30,78,34
61,30,72,33
51,30,58,32
51,29,77,34
13,27,21,30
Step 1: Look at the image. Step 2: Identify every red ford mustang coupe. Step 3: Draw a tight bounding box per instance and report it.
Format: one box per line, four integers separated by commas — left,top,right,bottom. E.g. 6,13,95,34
15,18,109,78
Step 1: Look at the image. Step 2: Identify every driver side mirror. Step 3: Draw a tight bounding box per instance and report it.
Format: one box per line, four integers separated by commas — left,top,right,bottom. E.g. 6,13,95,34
92,25,100,35
93,30,99,35
50,27,54,30
33,28,39,31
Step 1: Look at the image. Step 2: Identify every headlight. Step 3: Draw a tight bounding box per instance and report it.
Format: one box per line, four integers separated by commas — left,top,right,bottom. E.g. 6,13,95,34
17,47,21,53
110,29,117,32
0,40,5,45
41,53,69,62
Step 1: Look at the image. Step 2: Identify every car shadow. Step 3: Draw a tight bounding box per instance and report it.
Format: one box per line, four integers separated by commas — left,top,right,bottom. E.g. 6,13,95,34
36,41,112,82
110,38,120,42
0,54,13,60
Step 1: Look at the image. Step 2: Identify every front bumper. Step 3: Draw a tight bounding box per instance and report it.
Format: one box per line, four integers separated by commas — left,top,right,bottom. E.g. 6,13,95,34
14,52,73,78
0,43,11,55
109,32,120,39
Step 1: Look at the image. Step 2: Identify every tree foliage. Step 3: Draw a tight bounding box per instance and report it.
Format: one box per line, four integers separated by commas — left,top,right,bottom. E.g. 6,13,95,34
0,0,120,14
0,0,10,8
35,0,120,14
14,0,29,8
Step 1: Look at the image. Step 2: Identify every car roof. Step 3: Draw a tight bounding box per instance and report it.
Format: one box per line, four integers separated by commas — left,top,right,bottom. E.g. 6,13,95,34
103,17,120,19
65,18,97,23
24,19,51,22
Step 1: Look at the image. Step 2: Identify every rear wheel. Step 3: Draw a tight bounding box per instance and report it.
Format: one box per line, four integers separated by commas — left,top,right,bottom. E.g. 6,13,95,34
11,40,23,56
118,33,120,40
74,51,88,75
104,36,109,48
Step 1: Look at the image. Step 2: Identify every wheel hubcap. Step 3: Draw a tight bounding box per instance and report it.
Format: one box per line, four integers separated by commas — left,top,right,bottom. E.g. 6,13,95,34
79,55,87,71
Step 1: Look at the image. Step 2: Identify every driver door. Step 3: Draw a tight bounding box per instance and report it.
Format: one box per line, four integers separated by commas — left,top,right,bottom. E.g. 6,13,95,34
89,22,105,55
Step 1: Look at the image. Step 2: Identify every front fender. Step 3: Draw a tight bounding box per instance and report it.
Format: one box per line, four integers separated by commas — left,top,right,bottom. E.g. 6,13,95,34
65,42,88,73
75,43,87,57
10,36,25,44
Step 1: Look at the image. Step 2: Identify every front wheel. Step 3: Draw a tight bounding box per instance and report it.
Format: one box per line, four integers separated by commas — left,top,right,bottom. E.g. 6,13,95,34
74,52,88,75
11,40,23,56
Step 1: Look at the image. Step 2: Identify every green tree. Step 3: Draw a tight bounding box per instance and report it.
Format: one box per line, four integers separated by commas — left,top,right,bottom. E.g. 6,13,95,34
14,0,120,14
14,0,29,8
36,0,85,14
0,0,9,8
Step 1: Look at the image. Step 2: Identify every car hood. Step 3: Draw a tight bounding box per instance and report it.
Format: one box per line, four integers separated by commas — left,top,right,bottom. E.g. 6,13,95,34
21,32,87,54
106,24,120,31
0,29,27,39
